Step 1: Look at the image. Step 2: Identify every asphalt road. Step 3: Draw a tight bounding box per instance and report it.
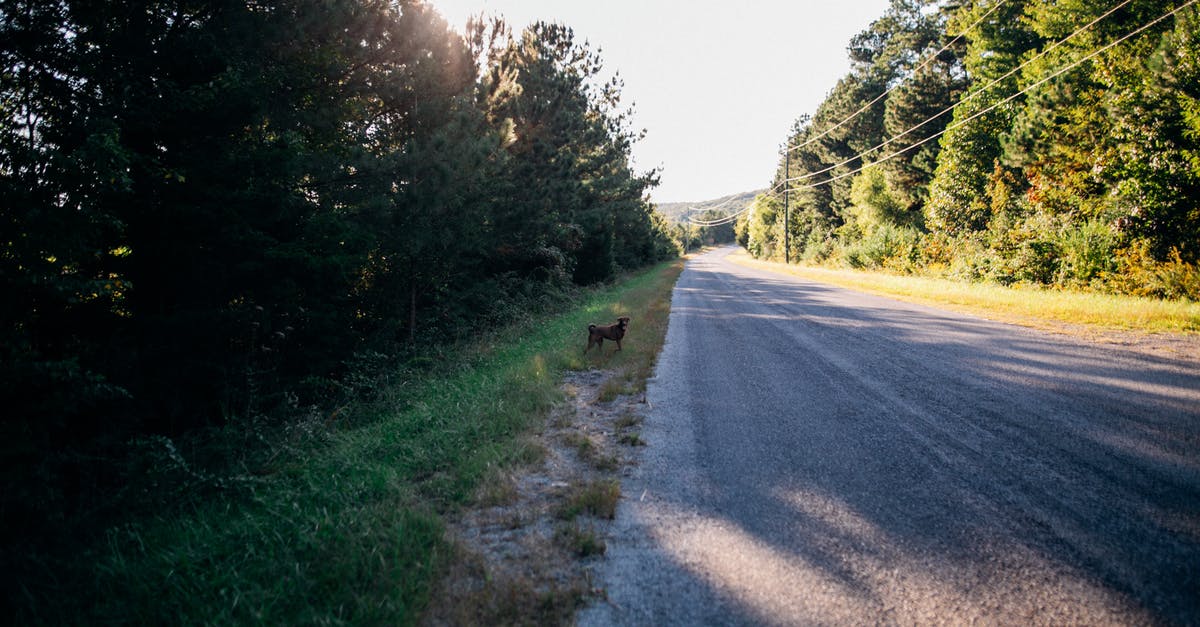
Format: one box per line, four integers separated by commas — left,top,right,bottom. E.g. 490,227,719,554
579,246,1200,626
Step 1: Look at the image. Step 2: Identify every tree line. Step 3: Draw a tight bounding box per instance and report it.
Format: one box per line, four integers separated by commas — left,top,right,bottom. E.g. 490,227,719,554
739,0,1199,300
0,0,676,567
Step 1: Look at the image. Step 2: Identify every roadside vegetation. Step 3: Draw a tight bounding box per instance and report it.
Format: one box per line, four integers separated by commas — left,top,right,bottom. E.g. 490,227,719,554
737,0,1200,304
21,259,682,624
2,1,686,622
731,251,1200,333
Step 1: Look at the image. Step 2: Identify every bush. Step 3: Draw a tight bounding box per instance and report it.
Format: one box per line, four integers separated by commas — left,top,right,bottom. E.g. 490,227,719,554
1110,242,1200,301
979,211,1060,286
1007,239,1060,285
1154,250,1200,301
1056,220,1119,287
841,224,921,270
941,234,996,282
800,225,837,264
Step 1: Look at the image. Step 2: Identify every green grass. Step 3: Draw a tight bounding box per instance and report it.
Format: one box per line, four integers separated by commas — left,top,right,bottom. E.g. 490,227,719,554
84,259,683,625
731,251,1200,334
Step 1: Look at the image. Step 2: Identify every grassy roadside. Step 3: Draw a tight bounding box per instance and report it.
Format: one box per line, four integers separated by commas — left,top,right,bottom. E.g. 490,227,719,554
81,259,683,625
729,249,1200,335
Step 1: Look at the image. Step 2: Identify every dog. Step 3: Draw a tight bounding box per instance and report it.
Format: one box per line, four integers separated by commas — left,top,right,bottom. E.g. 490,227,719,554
586,316,630,353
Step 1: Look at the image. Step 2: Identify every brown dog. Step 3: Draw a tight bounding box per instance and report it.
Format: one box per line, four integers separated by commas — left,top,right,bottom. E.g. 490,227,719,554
586,316,630,353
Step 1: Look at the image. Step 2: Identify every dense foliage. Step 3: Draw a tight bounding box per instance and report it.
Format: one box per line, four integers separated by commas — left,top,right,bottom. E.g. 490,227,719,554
0,0,674,609
740,0,1200,299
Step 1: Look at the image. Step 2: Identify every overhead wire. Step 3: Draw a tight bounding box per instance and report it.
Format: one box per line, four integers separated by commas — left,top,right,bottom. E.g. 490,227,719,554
710,3,1003,207
782,0,1135,186
785,0,1007,155
687,0,1187,225
686,203,753,227
779,0,1199,196
682,191,757,226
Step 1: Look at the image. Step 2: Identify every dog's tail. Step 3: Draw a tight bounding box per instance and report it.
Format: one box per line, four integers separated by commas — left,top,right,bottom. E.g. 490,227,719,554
587,323,596,332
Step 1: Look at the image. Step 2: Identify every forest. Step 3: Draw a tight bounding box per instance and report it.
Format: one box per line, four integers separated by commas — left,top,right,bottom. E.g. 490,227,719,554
0,0,677,614
738,0,1200,301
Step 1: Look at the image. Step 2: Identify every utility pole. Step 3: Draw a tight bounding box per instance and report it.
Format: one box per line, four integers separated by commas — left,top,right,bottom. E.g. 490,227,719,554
783,149,790,264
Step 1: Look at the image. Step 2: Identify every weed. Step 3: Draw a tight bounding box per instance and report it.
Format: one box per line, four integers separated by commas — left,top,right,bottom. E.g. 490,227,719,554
557,522,607,557
500,512,528,530
614,411,642,430
513,437,548,467
590,453,621,472
619,430,648,444
563,431,594,456
475,467,518,507
555,480,620,521
597,379,629,402
562,431,620,470
426,558,587,626
550,408,574,429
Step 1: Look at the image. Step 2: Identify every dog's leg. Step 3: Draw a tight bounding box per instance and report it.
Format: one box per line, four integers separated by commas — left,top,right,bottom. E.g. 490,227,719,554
615,339,622,352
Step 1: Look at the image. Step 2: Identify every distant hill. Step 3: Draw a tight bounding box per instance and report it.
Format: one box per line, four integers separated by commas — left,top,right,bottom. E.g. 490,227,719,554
655,189,764,224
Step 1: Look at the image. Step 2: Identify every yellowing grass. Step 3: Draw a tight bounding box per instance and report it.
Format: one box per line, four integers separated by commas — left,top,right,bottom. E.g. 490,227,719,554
729,251,1200,335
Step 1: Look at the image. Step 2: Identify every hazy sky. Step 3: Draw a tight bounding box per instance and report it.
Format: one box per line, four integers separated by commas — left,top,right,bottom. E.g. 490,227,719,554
430,1,891,204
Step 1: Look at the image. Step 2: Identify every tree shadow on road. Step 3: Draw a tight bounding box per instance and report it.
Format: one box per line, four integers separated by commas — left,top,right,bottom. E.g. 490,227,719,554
590,257,1200,624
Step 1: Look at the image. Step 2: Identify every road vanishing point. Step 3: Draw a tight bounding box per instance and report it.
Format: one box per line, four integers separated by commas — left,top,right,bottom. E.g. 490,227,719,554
580,246,1200,626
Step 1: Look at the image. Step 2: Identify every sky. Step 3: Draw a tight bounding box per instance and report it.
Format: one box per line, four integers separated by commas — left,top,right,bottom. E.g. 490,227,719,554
430,1,891,204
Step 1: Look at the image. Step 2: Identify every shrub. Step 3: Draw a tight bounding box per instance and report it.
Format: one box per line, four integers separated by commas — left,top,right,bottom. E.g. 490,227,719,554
1007,239,1060,285
841,224,921,270
1107,242,1200,300
800,224,837,264
1056,220,1119,287
1153,250,1200,301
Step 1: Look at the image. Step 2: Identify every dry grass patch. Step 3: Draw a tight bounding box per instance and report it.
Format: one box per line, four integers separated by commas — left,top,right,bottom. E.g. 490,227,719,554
618,432,645,447
474,467,519,508
557,522,607,557
730,250,1200,335
555,479,620,521
597,378,629,403
562,430,620,470
614,411,641,430
426,545,588,626
563,431,594,455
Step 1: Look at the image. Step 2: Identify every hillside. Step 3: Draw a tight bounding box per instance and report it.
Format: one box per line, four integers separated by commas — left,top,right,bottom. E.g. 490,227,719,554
655,189,763,224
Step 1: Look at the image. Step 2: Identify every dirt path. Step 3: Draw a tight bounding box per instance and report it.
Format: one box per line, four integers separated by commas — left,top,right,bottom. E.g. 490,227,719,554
423,368,649,624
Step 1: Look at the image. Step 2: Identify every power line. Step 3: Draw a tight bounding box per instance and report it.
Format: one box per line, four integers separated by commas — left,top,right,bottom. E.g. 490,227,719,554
685,191,761,226
681,192,756,226
686,202,754,226
782,0,1135,187
780,0,1198,196
785,0,1007,155
698,0,1183,225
